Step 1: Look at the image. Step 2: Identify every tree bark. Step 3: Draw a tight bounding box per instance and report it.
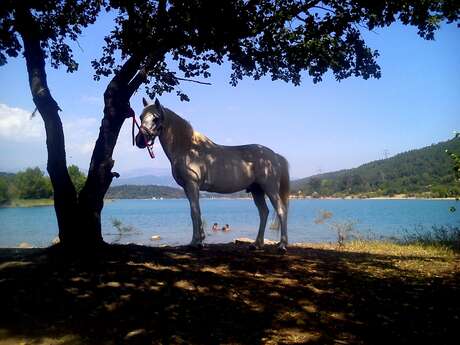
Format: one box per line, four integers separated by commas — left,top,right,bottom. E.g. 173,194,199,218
78,56,144,245
18,13,79,246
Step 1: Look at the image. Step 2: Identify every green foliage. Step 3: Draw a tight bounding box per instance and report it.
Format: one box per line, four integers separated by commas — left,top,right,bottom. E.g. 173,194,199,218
0,1,102,70
0,177,10,204
292,137,460,198
14,168,53,199
68,165,86,193
110,218,141,243
445,132,460,206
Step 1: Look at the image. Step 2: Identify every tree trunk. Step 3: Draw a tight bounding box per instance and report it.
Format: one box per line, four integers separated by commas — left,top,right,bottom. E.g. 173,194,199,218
19,19,79,246
18,10,161,250
78,56,144,245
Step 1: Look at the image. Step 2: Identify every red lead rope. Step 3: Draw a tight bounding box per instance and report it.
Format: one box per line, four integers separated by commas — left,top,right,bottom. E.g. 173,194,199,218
130,108,155,159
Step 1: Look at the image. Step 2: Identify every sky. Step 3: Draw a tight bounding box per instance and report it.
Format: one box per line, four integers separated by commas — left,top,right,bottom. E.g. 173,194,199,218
0,14,459,179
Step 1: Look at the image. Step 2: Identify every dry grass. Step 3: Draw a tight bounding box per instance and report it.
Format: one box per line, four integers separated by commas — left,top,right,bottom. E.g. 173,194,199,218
2,198,54,208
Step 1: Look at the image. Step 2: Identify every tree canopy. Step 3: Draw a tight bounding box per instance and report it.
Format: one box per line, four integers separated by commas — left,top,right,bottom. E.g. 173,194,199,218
93,0,459,100
3,1,458,101
0,0,101,70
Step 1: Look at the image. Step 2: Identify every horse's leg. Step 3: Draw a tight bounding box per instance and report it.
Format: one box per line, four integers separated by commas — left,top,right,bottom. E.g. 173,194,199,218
249,188,269,250
266,191,288,253
183,182,204,248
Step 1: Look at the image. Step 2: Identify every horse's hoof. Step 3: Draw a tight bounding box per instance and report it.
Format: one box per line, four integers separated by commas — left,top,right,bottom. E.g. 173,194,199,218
189,242,204,250
249,243,263,251
278,245,287,254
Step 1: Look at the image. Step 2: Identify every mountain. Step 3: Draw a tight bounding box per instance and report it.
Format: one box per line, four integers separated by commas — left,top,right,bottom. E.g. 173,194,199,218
111,174,178,187
291,138,460,198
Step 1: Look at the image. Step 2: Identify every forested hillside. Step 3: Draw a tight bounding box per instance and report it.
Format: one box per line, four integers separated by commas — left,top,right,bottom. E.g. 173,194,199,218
291,138,460,198
105,185,185,199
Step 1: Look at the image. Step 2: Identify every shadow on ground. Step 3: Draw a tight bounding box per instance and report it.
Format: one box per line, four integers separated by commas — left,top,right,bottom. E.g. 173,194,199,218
0,243,458,344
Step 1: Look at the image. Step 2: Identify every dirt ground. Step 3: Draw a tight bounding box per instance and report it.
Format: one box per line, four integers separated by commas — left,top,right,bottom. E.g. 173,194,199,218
0,242,458,345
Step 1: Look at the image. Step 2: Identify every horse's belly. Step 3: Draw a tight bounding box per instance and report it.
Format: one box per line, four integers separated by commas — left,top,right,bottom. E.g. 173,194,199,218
201,163,254,193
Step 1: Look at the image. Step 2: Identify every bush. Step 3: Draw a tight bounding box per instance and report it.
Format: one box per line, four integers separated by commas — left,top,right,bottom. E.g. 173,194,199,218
110,218,141,243
399,225,460,252
0,177,10,204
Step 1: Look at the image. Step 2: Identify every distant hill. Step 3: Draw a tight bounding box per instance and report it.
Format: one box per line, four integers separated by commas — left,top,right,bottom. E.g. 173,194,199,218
106,185,184,199
111,174,178,187
291,138,460,198
0,172,15,179
105,184,251,199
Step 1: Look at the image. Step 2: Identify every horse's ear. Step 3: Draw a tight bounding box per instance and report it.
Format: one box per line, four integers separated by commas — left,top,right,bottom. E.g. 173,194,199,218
142,97,149,107
155,99,165,119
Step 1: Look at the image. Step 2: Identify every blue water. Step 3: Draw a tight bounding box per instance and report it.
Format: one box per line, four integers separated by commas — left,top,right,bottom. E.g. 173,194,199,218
0,199,459,247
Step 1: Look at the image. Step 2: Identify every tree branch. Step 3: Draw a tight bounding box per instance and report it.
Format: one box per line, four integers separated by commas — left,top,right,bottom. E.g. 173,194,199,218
175,77,212,85
110,55,142,88
127,67,148,98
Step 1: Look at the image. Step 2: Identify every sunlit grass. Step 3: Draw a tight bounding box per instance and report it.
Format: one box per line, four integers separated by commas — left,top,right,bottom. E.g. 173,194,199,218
5,198,54,208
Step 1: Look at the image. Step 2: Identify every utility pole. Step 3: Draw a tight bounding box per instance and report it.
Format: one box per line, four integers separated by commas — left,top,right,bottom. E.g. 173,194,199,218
383,149,389,159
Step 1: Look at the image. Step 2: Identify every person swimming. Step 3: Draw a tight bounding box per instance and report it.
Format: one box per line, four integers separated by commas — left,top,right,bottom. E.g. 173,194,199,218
222,224,230,232
211,223,219,232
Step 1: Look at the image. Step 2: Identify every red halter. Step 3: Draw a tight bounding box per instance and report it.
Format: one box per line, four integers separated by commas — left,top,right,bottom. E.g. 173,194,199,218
129,108,155,159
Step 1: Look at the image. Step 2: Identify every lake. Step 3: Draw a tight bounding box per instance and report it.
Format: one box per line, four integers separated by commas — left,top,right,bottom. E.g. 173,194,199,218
1,199,459,248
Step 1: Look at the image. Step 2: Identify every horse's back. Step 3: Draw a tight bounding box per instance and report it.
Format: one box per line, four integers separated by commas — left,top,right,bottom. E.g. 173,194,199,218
221,143,286,184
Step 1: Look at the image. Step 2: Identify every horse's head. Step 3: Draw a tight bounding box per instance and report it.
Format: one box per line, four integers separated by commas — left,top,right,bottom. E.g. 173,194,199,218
135,98,165,149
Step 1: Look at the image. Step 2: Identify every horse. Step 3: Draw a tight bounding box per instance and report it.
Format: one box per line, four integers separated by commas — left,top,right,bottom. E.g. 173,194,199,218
135,98,290,252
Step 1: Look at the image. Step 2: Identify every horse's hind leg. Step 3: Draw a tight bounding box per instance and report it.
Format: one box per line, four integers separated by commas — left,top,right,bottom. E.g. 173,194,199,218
249,187,269,250
183,182,205,248
266,191,288,253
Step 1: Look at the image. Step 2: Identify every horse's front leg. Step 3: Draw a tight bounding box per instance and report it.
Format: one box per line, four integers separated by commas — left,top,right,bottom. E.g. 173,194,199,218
184,182,205,248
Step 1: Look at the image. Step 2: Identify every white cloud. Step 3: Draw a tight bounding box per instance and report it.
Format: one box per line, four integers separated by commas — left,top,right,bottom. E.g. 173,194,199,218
0,103,44,140
0,103,172,174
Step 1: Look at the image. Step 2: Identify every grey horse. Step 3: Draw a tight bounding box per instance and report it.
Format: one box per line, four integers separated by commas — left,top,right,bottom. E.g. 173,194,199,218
135,98,290,252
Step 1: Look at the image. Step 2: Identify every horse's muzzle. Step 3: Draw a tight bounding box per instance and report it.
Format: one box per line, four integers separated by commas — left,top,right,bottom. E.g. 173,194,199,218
135,129,149,149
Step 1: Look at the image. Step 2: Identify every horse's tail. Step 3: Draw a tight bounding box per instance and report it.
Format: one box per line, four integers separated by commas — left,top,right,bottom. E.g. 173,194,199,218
278,154,290,211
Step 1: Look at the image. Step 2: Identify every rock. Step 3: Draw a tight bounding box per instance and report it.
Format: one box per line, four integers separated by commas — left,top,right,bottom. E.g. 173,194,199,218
18,242,33,249
106,281,121,288
52,237,60,245
234,237,253,244
124,328,147,340
234,237,277,245
151,235,161,241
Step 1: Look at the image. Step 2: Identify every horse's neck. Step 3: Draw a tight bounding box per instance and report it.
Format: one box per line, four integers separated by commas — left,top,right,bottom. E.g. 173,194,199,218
159,110,195,160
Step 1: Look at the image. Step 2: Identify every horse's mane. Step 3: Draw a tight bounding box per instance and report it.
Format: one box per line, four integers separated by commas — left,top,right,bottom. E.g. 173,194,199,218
163,107,216,149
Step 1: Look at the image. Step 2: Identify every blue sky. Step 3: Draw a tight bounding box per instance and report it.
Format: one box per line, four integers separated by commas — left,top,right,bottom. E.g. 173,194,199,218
0,15,459,179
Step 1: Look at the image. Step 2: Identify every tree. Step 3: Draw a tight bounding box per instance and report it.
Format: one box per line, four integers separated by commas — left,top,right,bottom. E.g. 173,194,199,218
68,165,87,194
15,167,53,199
309,177,322,193
0,177,10,204
1,1,103,247
1,1,458,249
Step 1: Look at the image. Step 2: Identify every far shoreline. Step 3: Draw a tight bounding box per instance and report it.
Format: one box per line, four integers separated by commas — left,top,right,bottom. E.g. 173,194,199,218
1,195,457,208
